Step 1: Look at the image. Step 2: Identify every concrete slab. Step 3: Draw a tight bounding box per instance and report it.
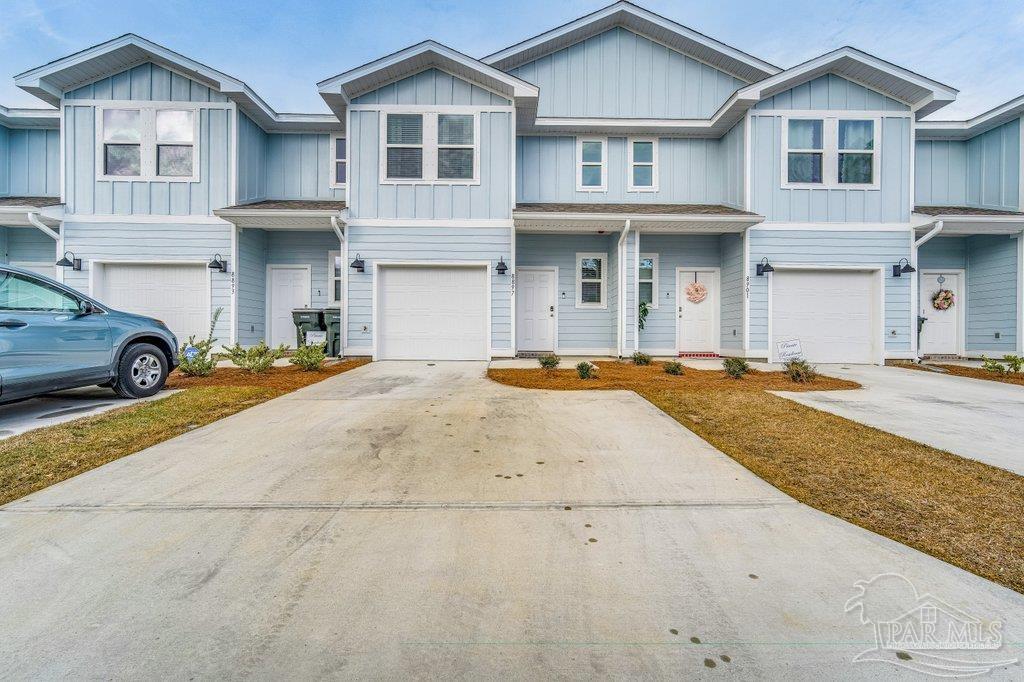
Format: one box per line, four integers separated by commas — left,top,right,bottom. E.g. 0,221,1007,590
0,387,174,440
1,361,1021,679
776,364,1024,476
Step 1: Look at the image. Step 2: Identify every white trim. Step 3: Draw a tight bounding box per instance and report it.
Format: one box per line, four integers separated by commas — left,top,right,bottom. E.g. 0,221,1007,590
751,109,911,119
638,253,659,308
626,137,659,192
379,111,480,186
515,265,559,353
94,104,202,183
230,223,238,345
265,264,313,348
919,269,966,358
616,220,631,356
229,104,238,205
575,136,607,192
1018,230,1024,355
65,98,234,109
917,96,1024,140
329,133,347,189
62,213,232,224
575,251,608,309
327,249,342,307
633,230,640,352
346,218,514,228
348,104,513,113
509,221,516,355
59,102,66,204
765,264,886,365
675,266,721,356
742,111,752,210
781,115,881,190
753,222,913,232
742,228,750,352
370,260,492,361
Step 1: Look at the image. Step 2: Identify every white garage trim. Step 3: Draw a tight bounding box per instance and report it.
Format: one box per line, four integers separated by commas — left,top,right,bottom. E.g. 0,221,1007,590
766,264,886,365
371,260,492,361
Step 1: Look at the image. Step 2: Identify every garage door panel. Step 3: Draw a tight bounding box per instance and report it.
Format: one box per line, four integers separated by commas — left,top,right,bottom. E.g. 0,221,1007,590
379,266,487,361
101,263,207,342
772,270,878,364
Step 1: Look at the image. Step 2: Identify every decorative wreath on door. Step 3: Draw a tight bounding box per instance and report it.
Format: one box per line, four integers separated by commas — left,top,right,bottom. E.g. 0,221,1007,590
932,289,955,311
685,281,708,304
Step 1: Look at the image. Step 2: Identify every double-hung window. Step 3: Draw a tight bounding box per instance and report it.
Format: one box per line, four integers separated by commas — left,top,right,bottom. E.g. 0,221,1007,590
382,112,478,183
155,110,194,177
628,138,658,191
102,109,142,177
576,252,607,309
97,105,200,182
784,116,878,188
576,137,606,191
330,135,347,188
639,254,658,307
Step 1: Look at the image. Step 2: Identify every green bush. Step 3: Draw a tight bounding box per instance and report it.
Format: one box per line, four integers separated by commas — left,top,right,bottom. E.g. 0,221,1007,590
783,358,818,383
723,357,750,379
224,341,288,374
178,308,223,377
982,356,1008,375
638,301,650,330
631,352,652,366
576,361,599,380
663,361,684,376
1003,354,1024,373
538,354,561,370
290,342,327,371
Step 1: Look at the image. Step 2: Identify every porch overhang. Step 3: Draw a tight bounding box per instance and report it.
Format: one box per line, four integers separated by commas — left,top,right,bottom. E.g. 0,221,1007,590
0,197,63,228
913,207,1024,236
213,200,346,230
513,203,764,233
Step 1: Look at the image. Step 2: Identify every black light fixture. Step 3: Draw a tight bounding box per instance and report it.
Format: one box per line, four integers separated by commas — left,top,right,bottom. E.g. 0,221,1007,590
207,254,227,273
495,257,508,275
56,250,81,271
349,253,365,273
892,258,916,278
756,257,775,276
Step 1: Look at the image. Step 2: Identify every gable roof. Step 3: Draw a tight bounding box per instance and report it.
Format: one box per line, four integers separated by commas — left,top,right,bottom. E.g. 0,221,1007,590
317,40,539,119
737,46,958,118
0,104,59,129
14,34,339,133
917,94,1024,140
483,1,779,83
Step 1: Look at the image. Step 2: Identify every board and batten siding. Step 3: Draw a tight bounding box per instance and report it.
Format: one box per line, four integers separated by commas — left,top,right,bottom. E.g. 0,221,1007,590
916,119,1021,211
0,127,60,197
914,139,968,207
345,225,513,353
237,112,268,204
509,27,747,119
60,221,233,341
753,74,910,112
265,133,344,202
65,63,229,103
351,68,510,106
747,229,912,354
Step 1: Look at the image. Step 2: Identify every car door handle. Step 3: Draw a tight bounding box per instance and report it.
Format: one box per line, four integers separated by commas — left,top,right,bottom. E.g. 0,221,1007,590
0,319,27,329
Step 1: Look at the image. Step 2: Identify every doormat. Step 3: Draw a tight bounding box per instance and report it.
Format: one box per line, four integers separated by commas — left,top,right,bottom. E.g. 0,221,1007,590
677,352,720,358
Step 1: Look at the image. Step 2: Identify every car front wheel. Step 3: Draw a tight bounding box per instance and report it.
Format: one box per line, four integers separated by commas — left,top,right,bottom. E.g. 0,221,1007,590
113,343,169,399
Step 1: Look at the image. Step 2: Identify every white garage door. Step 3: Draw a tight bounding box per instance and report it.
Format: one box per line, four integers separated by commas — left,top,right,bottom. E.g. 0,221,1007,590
378,266,487,360
100,263,208,342
771,269,879,364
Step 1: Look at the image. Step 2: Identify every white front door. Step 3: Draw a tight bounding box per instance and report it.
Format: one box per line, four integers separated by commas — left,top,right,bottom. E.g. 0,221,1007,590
516,268,556,352
268,266,311,348
677,269,718,353
920,272,962,355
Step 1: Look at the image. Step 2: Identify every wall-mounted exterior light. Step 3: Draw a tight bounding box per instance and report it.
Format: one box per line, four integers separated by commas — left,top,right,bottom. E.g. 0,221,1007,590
892,258,916,277
207,254,227,272
756,257,774,276
495,257,508,275
56,251,81,271
349,254,365,273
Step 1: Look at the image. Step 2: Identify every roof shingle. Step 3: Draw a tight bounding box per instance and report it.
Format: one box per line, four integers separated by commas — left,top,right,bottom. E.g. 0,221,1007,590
915,205,1024,217
0,196,61,208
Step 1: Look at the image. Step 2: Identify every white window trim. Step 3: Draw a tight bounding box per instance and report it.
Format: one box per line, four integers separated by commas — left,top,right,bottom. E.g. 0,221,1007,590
378,111,481,186
576,136,607,192
329,133,347,189
627,137,659,192
575,252,608,309
328,249,342,306
781,115,880,190
639,253,659,309
95,104,201,183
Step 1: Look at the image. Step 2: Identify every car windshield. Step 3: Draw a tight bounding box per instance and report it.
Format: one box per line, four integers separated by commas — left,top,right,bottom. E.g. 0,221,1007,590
0,271,80,312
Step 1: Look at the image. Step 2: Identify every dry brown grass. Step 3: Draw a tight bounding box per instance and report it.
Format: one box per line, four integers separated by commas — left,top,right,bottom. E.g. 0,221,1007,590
0,358,369,507
897,362,1024,387
489,361,1024,594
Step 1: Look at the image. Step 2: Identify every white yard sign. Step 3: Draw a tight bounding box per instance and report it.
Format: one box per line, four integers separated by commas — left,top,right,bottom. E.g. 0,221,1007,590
776,339,803,362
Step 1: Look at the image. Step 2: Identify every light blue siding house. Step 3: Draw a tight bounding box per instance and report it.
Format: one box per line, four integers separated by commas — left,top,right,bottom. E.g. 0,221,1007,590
1,2,1021,363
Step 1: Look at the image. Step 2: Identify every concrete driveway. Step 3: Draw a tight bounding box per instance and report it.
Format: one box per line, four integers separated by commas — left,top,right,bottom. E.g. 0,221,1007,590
1,362,1021,679
0,386,172,439
776,365,1024,476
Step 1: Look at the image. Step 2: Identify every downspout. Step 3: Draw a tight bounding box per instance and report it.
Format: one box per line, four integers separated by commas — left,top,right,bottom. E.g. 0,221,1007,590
331,215,347,355
912,220,943,360
27,212,62,283
617,219,631,357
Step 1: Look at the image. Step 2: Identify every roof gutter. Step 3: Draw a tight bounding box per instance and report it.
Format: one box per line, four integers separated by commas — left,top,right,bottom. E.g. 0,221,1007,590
26,211,59,240
914,219,944,248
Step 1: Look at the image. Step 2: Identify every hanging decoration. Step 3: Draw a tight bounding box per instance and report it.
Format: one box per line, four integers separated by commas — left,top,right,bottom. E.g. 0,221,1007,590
685,281,708,304
932,289,955,311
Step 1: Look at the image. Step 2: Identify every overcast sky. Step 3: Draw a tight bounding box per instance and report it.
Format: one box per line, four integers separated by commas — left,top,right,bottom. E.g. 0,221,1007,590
2,0,1022,120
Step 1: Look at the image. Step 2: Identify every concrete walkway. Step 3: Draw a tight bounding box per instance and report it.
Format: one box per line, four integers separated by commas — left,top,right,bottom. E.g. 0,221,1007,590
1,362,1021,679
776,364,1024,476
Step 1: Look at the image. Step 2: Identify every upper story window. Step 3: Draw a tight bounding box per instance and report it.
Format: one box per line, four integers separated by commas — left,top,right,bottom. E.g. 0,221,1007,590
628,138,658,192
381,112,478,184
576,137,606,191
97,105,200,182
783,116,878,189
330,135,347,188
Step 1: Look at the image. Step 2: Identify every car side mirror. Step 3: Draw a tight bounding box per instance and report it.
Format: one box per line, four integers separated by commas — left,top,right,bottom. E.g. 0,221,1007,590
77,300,96,315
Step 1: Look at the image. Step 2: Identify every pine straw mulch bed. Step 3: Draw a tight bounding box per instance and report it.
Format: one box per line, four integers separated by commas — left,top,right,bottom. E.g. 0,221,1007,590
488,361,1024,594
895,362,1024,387
0,358,369,507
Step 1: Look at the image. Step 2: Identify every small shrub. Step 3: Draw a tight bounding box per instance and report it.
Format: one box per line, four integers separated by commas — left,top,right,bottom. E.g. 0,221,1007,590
178,308,222,377
982,356,1008,375
783,358,818,383
538,354,561,370
638,301,650,331
290,342,327,371
224,341,288,374
723,357,750,379
576,361,599,380
631,352,652,366
663,361,684,376
1003,354,1024,373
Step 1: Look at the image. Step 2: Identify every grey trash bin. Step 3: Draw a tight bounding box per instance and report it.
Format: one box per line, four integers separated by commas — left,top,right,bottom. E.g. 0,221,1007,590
291,308,325,348
323,308,342,356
